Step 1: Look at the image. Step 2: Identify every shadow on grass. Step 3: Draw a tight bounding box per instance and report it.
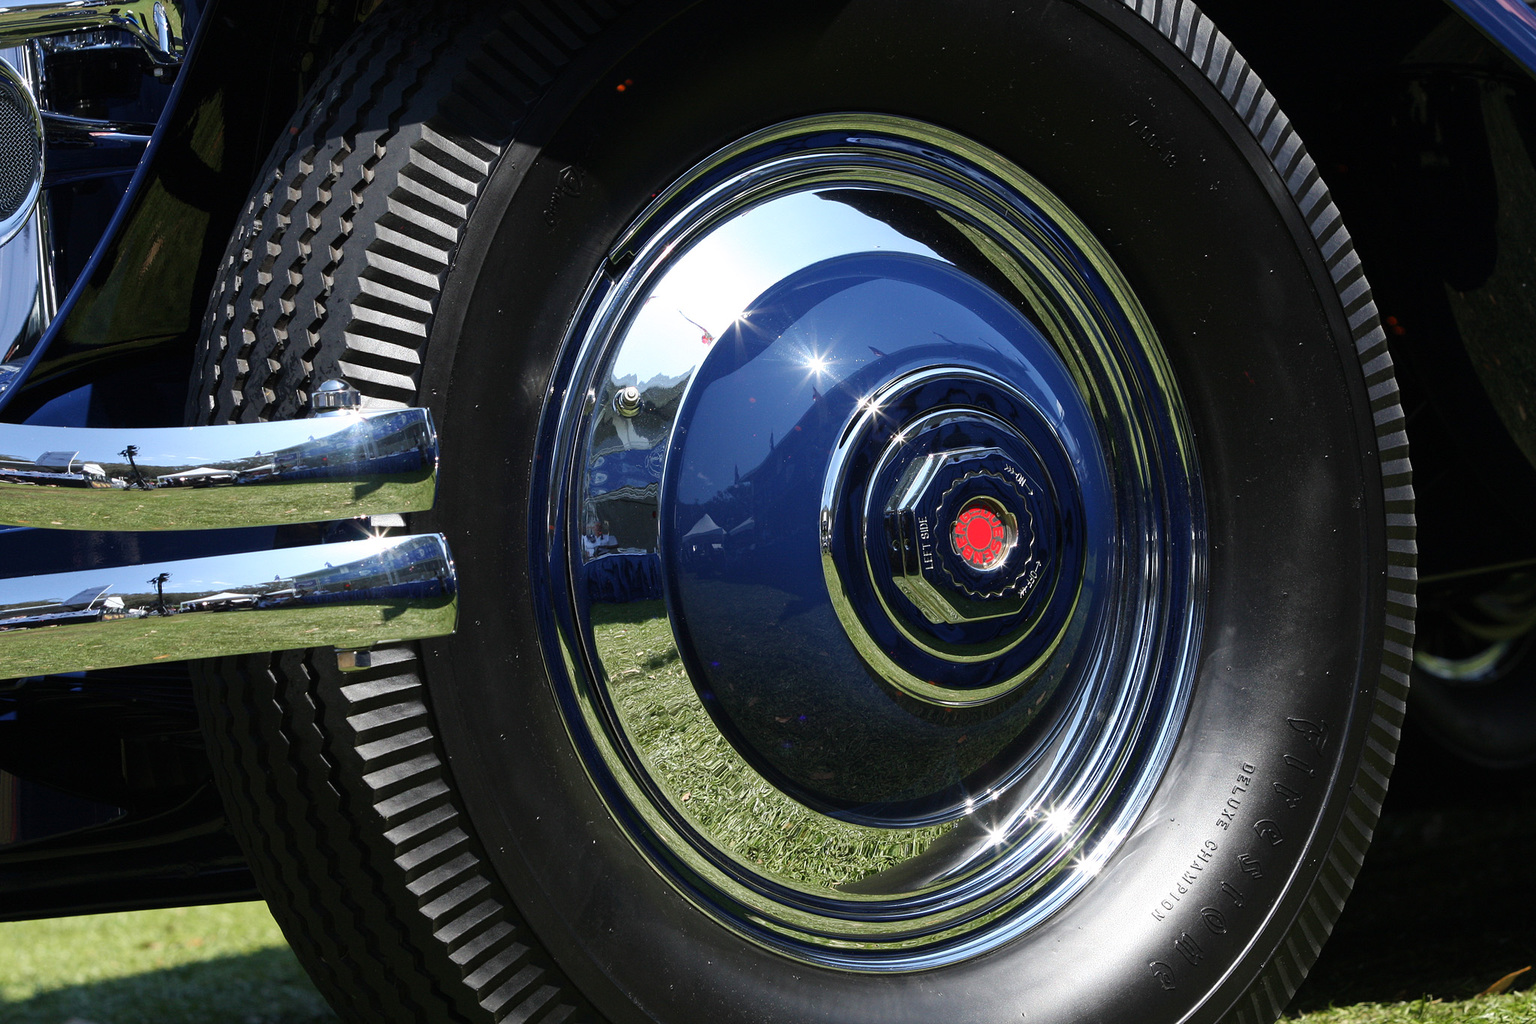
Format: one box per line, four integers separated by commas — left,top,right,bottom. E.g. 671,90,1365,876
0,946,337,1024
1287,719,1536,1016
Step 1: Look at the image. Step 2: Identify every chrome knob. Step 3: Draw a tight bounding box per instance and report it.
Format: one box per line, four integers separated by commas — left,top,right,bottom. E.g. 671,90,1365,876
613,385,642,417
311,378,362,415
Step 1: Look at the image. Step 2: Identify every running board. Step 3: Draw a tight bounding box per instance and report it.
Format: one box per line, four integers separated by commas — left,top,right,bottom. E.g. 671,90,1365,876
0,407,437,531
0,533,456,676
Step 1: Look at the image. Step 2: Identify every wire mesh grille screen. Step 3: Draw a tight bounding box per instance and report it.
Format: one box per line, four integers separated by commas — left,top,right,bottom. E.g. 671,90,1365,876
0,75,41,224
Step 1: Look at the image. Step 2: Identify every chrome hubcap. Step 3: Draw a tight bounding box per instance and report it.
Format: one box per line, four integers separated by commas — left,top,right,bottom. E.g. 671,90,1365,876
534,115,1206,969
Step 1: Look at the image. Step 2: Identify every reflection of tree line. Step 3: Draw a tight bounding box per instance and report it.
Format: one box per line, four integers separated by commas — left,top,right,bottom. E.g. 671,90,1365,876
673,367,848,569
0,542,453,632
0,414,433,492
121,445,150,489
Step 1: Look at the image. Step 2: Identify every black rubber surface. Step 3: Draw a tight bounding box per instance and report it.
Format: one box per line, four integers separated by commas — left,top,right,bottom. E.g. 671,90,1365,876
189,2,1414,1023
189,3,632,1022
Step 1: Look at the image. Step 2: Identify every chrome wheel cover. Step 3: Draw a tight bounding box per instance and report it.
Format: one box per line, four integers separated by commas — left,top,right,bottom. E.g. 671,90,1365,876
532,115,1206,969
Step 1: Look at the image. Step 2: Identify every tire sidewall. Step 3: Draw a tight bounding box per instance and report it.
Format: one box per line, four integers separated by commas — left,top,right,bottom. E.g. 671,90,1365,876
419,2,1388,1021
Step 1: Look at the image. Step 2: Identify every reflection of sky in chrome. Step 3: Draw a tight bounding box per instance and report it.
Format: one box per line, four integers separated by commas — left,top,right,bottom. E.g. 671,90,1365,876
610,190,941,384
0,416,371,471
0,536,400,609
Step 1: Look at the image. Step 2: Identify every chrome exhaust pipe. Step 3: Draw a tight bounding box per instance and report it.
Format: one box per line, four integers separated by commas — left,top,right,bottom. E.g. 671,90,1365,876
0,406,437,531
0,533,456,676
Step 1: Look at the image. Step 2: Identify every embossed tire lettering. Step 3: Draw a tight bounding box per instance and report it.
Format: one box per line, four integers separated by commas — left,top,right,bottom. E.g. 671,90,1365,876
188,1,1411,1023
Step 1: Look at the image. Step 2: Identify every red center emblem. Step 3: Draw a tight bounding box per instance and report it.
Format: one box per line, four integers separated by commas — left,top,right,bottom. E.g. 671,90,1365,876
952,505,1007,570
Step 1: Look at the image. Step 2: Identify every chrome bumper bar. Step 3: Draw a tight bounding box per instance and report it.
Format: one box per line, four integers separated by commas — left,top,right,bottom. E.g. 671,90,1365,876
0,407,437,530
0,3,461,676
0,1,186,61
0,533,456,676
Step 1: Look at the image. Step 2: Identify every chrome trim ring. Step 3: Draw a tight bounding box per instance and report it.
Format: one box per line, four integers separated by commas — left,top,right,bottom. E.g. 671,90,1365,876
0,56,41,246
535,115,1206,970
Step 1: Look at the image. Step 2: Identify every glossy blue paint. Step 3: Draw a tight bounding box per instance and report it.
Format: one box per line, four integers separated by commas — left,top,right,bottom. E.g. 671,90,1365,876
661,253,1111,820
1448,0,1536,74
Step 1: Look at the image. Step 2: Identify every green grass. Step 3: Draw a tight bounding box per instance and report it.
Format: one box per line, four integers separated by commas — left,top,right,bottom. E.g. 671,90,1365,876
0,475,434,532
591,599,955,891
0,899,1530,1024
0,599,454,676
3,621,1531,1024
1288,994,1536,1024
0,902,336,1024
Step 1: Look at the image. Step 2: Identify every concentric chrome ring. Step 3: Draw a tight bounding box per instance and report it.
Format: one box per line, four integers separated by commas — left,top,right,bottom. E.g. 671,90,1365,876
533,114,1206,970
0,58,43,247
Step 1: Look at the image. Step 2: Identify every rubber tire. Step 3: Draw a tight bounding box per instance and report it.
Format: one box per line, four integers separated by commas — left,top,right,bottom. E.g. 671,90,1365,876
188,3,634,1021
188,2,1415,1023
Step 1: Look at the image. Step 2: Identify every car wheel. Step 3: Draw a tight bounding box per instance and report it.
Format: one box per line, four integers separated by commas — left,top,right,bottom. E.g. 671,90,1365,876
189,2,1414,1022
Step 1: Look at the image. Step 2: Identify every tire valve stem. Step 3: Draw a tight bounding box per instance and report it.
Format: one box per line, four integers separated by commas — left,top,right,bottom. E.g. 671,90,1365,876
614,385,643,417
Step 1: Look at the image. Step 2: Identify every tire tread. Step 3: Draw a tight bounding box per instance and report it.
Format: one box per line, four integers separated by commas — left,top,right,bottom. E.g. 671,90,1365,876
191,6,629,1018
1121,2,1416,1022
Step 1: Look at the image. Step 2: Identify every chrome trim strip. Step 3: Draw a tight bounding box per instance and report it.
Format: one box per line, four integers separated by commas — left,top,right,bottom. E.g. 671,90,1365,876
0,203,52,365
0,54,42,247
0,407,438,530
0,533,457,676
1448,0,1536,76
0,0,185,62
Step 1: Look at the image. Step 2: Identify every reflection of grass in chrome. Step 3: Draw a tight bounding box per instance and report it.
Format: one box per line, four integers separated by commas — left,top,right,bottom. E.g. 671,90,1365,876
0,600,454,676
590,600,952,891
0,475,433,530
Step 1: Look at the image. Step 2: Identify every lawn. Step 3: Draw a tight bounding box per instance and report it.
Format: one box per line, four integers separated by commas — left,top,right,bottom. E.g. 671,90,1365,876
0,474,434,532
0,896,1530,1023
0,902,335,1024
0,599,454,676
1,621,1530,1023
591,599,957,891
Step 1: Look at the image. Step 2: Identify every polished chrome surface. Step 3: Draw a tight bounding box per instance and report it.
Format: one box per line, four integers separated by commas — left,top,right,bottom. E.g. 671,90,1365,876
0,407,438,530
0,44,53,376
613,384,642,418
0,0,185,62
0,55,41,246
0,533,456,676
883,444,1035,624
535,115,1205,969
0,205,52,370
40,111,152,187
311,378,362,415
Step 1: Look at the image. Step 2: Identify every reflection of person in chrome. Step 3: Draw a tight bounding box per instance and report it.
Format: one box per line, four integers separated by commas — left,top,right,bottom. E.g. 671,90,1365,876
581,519,619,560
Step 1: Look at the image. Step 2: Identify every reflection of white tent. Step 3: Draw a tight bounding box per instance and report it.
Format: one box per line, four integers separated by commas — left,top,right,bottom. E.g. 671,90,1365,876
35,450,82,471
60,585,113,610
237,463,279,482
179,591,258,612
157,466,237,487
727,517,755,537
684,514,725,539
